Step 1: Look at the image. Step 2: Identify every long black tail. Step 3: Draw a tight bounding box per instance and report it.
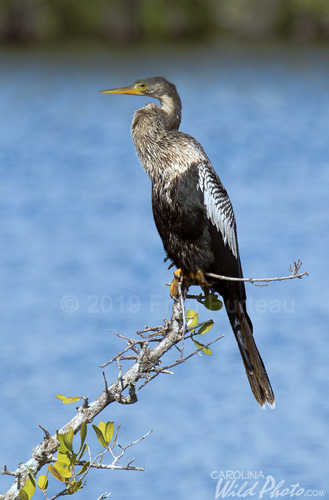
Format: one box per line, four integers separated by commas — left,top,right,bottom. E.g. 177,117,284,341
224,294,275,407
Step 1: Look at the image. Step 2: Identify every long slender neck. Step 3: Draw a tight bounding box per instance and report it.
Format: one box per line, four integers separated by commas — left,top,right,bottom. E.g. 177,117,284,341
131,92,187,183
131,103,168,182
131,101,205,185
158,93,182,131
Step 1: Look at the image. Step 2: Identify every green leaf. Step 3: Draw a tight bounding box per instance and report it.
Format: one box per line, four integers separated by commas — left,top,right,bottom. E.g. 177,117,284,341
56,432,68,453
76,443,88,461
57,451,71,466
19,478,36,500
26,469,36,488
37,475,48,492
63,427,74,452
197,320,214,335
186,309,199,332
105,422,114,444
48,462,72,482
63,428,74,452
67,480,83,494
193,339,212,355
92,424,107,449
97,421,106,436
98,422,114,446
97,421,114,446
55,461,72,478
56,394,82,404
48,464,65,482
80,422,87,451
76,461,90,477
19,490,29,500
70,452,77,467
204,294,223,311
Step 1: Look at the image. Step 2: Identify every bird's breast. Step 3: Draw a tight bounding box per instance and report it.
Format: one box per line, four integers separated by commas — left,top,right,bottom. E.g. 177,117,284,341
151,167,215,273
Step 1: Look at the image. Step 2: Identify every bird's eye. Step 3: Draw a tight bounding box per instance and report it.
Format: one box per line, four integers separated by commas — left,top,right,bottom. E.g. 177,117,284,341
139,83,147,90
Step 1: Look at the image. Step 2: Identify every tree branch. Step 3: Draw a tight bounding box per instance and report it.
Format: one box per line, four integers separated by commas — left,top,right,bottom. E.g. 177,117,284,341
1,281,218,500
205,259,308,287
1,260,308,499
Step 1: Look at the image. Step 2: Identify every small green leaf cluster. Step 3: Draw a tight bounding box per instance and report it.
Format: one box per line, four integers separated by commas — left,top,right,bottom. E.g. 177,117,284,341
92,421,115,449
20,423,89,499
19,414,117,500
48,423,89,493
186,309,214,355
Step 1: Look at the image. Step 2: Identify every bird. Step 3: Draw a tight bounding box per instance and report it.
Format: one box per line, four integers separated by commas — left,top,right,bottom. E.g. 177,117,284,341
100,76,275,408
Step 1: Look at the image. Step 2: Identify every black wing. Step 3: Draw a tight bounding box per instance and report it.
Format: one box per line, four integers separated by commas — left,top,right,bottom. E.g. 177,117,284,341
197,161,275,407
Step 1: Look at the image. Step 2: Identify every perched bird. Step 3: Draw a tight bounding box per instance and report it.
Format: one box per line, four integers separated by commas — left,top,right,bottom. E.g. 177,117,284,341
100,77,274,407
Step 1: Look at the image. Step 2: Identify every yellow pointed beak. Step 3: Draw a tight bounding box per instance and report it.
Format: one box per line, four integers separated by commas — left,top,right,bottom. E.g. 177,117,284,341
99,85,144,96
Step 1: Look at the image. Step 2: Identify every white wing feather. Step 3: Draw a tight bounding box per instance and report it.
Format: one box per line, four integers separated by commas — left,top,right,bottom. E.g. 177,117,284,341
198,163,238,259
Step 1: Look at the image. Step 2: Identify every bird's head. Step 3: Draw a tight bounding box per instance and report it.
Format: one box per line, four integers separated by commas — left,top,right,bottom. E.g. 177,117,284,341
100,76,178,100
100,76,182,130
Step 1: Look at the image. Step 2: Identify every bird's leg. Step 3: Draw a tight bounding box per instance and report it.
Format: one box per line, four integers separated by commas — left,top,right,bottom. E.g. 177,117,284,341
170,269,183,298
189,269,211,289
169,269,211,298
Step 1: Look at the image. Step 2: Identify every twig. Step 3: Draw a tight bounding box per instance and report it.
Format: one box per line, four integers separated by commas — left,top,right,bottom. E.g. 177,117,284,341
136,325,164,335
99,341,141,369
1,467,16,477
97,493,111,500
137,335,224,390
205,259,308,286
47,459,145,472
38,425,52,440
117,430,152,454
49,487,75,500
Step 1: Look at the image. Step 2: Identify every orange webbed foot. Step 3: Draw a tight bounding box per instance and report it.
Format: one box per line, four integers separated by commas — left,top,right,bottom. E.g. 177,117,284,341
169,268,210,298
170,268,182,298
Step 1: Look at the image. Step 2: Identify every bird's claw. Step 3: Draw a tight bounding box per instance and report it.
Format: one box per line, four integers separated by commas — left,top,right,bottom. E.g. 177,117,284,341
169,269,183,298
169,269,210,298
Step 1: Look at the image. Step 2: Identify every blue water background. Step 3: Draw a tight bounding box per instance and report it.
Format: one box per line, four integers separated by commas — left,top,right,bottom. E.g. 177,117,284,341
0,42,328,498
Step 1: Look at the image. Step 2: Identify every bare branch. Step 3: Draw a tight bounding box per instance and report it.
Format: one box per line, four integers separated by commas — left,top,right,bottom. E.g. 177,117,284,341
90,463,144,471
136,325,164,336
118,430,152,451
137,334,224,390
47,460,146,472
99,340,141,369
97,492,111,500
205,259,308,286
38,425,52,440
1,467,16,478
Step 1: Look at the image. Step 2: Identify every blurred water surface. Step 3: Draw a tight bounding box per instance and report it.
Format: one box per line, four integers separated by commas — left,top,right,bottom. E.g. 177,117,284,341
0,42,328,499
